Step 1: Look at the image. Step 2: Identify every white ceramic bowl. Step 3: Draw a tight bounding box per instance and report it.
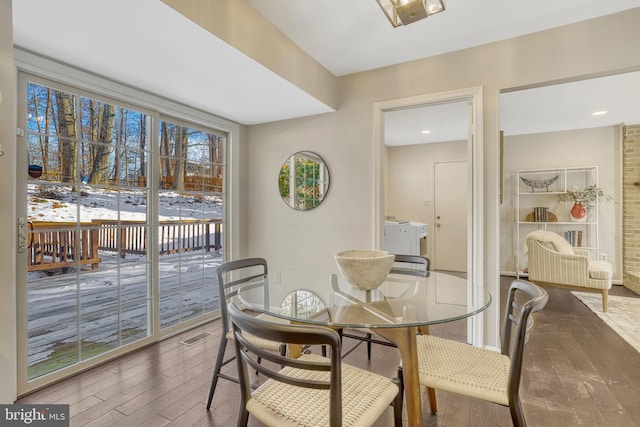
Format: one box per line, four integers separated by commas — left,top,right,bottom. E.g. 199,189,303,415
335,250,395,291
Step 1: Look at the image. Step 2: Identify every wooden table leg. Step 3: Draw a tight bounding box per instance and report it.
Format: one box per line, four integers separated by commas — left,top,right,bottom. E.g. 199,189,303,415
417,325,437,414
287,343,303,358
373,326,423,427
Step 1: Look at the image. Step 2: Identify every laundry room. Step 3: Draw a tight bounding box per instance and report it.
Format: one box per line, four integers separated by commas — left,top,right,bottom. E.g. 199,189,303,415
384,102,469,273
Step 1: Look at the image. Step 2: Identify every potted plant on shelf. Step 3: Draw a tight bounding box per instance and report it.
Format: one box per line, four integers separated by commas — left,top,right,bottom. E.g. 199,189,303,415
558,185,613,221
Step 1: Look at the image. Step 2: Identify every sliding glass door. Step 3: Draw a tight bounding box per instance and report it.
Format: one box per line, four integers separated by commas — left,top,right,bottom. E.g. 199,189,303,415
17,74,227,393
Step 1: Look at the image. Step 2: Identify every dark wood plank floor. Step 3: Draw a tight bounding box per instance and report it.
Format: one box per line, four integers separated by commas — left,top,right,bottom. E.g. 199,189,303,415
18,277,640,426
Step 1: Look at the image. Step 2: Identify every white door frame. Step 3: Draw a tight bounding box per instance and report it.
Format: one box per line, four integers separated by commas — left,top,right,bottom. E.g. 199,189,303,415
373,86,485,347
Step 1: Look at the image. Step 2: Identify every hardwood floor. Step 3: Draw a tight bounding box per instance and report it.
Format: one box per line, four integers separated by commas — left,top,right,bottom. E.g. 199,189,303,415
17,277,640,426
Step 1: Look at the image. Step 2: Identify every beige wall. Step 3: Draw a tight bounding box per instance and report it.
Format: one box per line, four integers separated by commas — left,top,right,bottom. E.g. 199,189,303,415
244,9,640,348
0,0,16,404
501,127,622,279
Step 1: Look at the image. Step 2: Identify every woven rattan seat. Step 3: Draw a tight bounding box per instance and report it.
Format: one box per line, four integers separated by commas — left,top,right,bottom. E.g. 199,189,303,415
248,353,399,426
417,334,511,405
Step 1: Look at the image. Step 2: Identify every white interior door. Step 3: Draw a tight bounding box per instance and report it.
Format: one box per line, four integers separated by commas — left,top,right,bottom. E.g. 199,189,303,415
434,160,467,272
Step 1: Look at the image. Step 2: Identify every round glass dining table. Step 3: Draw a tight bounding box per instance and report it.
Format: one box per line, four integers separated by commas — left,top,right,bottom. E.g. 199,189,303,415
236,267,492,427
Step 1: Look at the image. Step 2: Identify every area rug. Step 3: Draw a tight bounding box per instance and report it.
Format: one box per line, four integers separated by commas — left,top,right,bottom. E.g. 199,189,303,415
572,291,640,353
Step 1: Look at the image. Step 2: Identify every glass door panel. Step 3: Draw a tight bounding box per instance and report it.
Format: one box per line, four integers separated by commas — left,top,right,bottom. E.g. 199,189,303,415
23,80,152,382
157,120,225,330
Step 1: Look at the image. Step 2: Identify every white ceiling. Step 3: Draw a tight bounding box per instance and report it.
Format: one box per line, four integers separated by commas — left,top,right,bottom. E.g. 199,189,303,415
11,0,334,125
12,0,640,136
500,72,640,136
385,70,640,146
384,102,469,146
247,0,640,77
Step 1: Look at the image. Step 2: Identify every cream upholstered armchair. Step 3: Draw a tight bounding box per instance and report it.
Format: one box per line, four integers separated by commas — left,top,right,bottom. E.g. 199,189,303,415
525,230,612,311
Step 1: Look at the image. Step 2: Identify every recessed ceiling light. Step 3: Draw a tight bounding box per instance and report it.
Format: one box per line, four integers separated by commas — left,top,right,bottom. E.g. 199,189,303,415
421,130,431,134
592,110,607,116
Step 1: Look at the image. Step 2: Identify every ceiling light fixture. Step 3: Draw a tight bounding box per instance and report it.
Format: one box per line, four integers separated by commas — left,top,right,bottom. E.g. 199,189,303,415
377,0,445,28
592,110,607,116
421,130,431,134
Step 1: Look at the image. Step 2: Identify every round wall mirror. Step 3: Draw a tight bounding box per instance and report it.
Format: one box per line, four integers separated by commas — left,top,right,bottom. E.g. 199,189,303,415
278,151,330,211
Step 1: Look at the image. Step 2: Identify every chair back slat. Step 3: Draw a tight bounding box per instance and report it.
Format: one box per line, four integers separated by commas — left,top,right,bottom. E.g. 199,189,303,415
500,279,549,408
223,272,268,292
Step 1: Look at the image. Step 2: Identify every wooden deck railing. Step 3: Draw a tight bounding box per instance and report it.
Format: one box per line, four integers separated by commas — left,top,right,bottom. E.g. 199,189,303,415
92,219,222,258
137,175,223,192
28,221,101,272
28,219,222,272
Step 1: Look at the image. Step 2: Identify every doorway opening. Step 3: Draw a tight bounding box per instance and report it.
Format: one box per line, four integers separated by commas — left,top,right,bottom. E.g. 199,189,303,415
373,86,485,346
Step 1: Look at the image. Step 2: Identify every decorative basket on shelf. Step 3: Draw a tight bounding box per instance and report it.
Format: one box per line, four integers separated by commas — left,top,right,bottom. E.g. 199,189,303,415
520,174,559,192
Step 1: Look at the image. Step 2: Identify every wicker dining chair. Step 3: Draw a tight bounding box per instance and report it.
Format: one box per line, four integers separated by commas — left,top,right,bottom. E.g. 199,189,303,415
228,302,404,427
206,258,286,410
404,279,548,426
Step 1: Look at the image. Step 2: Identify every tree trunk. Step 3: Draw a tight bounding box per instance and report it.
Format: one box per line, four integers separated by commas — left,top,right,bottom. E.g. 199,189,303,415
88,104,116,184
174,126,186,190
30,85,45,171
139,115,146,179
114,107,123,183
55,91,77,183
209,134,224,190
44,89,52,176
160,121,171,185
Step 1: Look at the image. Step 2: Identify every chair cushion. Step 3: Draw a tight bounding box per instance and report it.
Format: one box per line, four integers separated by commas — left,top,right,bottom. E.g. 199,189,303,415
416,334,510,406
589,260,613,281
225,313,287,352
526,230,574,255
247,353,399,427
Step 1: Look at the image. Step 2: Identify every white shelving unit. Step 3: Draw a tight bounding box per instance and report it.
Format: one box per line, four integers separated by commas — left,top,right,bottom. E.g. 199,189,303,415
515,166,599,278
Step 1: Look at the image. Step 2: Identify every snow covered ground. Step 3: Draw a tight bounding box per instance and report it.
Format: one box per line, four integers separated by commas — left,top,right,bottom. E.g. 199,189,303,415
28,183,223,222
26,184,224,374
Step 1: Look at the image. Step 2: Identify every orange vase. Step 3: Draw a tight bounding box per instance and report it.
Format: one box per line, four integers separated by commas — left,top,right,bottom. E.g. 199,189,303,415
570,202,586,221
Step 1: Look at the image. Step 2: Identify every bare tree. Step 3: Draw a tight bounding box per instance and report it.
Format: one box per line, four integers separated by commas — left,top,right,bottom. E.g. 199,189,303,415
139,115,146,180
55,91,78,183
30,85,45,171
114,107,124,183
160,121,171,187
43,89,53,176
88,104,115,184
174,126,187,190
